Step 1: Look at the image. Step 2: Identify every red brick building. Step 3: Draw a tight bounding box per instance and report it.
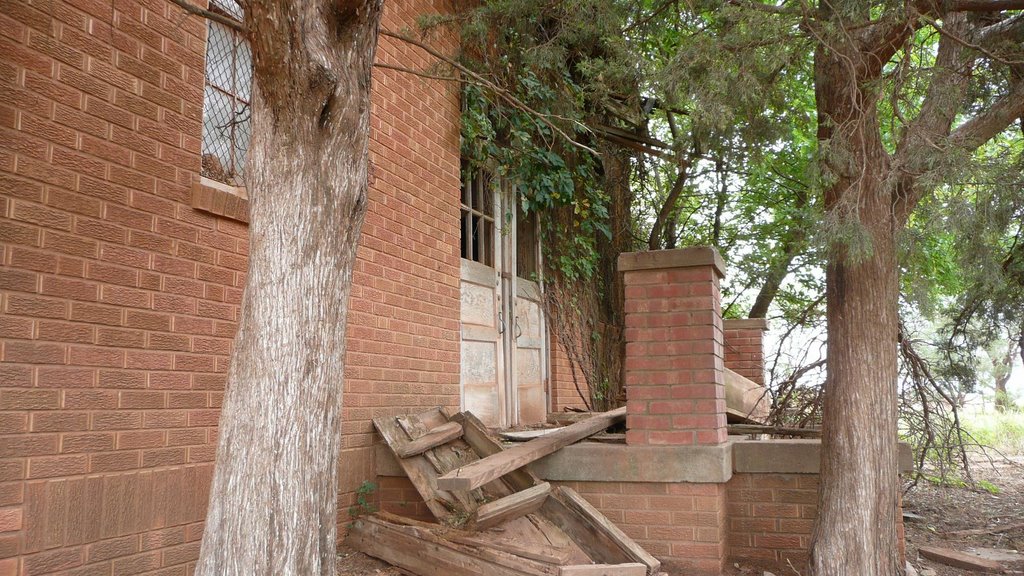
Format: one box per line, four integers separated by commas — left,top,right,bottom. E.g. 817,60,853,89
0,0,905,574
0,0,469,572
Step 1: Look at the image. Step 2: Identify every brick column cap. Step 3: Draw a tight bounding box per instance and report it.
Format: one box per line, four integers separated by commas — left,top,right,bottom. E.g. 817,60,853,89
618,247,726,278
723,318,769,331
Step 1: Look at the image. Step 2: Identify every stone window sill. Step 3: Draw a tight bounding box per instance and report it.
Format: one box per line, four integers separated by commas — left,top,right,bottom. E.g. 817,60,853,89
191,176,250,223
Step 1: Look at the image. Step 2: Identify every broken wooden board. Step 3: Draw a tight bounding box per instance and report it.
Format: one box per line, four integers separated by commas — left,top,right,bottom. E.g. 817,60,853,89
396,421,464,458
373,410,463,520
438,407,627,492
471,482,551,531
724,367,768,423
919,545,1003,573
453,410,542,492
448,532,573,565
559,564,647,576
347,512,559,576
545,487,661,575
370,408,661,576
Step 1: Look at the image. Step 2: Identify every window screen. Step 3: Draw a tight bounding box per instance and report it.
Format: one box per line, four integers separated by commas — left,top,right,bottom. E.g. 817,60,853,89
201,0,252,187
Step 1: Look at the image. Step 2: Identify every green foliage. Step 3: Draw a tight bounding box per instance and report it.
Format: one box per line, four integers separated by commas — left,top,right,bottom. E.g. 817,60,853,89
347,480,377,522
962,412,1024,456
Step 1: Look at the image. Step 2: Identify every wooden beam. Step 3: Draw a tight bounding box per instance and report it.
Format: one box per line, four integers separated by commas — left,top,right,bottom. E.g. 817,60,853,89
373,412,461,520
438,407,626,491
470,482,551,530
447,534,571,565
347,513,558,576
395,421,464,458
452,411,540,492
550,488,661,576
918,546,1003,573
559,564,647,576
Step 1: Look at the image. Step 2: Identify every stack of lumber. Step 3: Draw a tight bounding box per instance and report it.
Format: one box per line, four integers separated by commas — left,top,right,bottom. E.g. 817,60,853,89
347,406,661,576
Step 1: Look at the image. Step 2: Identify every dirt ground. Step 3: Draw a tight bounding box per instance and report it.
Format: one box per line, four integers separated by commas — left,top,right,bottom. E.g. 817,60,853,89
903,454,1024,576
335,455,1024,576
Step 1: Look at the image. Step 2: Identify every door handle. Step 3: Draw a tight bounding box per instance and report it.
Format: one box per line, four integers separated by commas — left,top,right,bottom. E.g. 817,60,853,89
498,311,505,334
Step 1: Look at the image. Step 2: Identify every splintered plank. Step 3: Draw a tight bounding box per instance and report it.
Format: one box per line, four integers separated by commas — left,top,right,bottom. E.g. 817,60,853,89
470,482,551,531
447,534,572,566
918,546,1003,573
558,564,647,576
347,513,558,576
373,412,461,520
452,411,540,492
397,411,481,511
395,421,464,458
542,487,661,576
438,407,627,492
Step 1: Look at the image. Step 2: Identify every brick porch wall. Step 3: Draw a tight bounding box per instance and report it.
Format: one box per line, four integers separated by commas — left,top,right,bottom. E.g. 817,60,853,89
726,472,817,569
722,319,767,386
0,0,459,573
549,338,589,413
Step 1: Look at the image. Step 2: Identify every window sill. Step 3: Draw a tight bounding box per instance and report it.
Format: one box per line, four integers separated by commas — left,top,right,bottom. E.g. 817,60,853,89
191,176,250,223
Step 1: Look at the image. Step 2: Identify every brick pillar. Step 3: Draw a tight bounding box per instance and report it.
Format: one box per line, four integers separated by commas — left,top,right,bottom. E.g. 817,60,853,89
723,318,768,385
619,247,726,446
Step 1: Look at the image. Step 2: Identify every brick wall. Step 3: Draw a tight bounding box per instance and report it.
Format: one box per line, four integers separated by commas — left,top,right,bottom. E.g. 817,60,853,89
548,338,589,413
0,0,461,573
726,472,817,569
1,0,220,571
620,249,727,446
560,481,727,575
338,0,461,524
723,319,767,385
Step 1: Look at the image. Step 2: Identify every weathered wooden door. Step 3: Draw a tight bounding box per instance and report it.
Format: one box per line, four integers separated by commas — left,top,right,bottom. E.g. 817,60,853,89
459,168,547,427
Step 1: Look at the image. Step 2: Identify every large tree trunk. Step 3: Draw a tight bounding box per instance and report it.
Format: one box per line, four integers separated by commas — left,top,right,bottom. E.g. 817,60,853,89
196,2,384,575
808,20,902,576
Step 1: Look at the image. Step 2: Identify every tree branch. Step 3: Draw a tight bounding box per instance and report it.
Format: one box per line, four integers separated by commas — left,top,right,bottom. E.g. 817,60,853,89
978,12,1024,45
647,159,692,250
893,12,973,216
166,0,246,33
950,0,1024,12
949,76,1024,150
380,29,599,156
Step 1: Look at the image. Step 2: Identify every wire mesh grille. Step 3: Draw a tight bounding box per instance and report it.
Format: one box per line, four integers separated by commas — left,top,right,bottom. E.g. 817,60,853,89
201,0,251,187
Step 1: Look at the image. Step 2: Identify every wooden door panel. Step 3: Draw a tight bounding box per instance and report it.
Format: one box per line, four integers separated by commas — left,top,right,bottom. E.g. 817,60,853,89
514,279,546,425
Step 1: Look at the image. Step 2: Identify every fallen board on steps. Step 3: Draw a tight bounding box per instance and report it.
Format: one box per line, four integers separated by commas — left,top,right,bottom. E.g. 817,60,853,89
437,407,627,492
359,407,661,576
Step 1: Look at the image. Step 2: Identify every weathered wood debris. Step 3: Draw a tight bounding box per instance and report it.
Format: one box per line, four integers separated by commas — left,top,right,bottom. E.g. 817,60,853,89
346,407,662,576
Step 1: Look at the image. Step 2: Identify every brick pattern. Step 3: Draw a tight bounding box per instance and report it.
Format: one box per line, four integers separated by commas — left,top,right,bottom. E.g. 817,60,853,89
558,481,727,575
376,475,433,522
1,0,225,571
723,323,765,385
338,0,461,503
726,473,817,569
548,338,589,413
1,0,461,572
622,264,727,445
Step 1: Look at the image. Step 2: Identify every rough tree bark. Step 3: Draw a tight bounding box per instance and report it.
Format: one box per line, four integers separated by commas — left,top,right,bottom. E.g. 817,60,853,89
195,1,384,575
809,13,903,572
809,3,1024,574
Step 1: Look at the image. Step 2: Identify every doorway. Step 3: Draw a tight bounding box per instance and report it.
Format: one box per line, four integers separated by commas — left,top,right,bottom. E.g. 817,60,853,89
458,165,548,427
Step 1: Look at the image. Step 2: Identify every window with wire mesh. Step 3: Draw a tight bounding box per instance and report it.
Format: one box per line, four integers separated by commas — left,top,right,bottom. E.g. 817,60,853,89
201,0,252,187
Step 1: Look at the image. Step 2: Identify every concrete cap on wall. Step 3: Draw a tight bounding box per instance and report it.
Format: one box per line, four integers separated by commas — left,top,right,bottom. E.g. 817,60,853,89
618,246,726,278
723,318,770,331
